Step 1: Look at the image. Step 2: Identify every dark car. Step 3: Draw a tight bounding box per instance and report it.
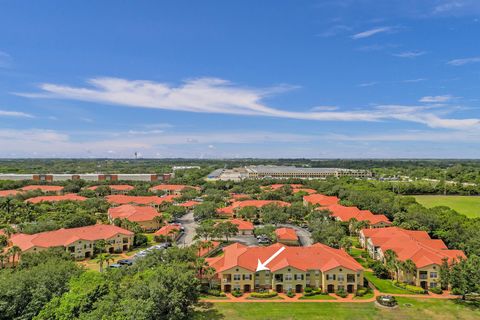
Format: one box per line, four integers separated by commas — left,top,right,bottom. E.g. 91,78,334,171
117,259,133,266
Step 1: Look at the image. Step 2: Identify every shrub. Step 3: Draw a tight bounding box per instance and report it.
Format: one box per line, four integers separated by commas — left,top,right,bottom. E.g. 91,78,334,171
336,288,348,298
429,287,443,294
355,287,371,297
304,287,313,293
372,261,390,279
250,291,278,299
451,287,462,295
394,281,427,294
232,289,243,297
302,288,323,297
207,289,226,297
286,289,295,298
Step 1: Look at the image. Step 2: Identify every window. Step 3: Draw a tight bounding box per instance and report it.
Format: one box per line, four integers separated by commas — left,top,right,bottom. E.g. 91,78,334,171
285,274,293,281
294,274,304,281
430,272,438,278
337,275,345,282
233,274,241,281
243,274,252,280
347,274,355,282
430,282,437,288
326,274,336,281
338,285,344,291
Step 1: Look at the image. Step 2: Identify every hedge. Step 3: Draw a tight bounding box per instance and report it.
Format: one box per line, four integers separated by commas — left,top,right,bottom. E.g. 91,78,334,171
393,281,427,294
250,291,278,298
429,287,443,294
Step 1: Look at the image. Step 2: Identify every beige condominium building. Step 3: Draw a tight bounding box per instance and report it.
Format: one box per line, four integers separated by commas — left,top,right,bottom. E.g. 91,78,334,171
206,243,364,294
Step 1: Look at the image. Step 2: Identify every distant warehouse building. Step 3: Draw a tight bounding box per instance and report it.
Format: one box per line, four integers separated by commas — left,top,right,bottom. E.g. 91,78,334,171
244,165,372,180
0,173,173,182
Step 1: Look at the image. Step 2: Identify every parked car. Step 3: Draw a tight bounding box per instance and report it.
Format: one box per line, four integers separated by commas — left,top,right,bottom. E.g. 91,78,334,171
108,263,122,269
117,259,133,266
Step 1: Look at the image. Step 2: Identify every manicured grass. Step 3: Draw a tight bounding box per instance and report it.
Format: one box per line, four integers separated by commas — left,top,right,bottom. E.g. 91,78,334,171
246,296,284,300
364,272,412,294
299,294,337,300
353,291,374,300
194,297,480,319
199,294,229,300
414,195,480,218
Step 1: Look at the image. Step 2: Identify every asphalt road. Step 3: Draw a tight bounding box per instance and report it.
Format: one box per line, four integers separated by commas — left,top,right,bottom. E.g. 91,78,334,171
176,211,197,247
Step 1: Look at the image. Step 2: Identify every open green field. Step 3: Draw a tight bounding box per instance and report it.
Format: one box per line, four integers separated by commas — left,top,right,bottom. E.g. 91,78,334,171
194,297,480,320
414,195,480,218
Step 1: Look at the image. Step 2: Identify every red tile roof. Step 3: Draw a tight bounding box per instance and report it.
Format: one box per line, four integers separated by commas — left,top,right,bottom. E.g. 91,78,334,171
108,204,160,222
361,227,466,268
229,219,254,231
217,200,291,217
87,184,134,191
303,194,340,206
323,204,391,225
106,195,176,206
154,224,182,236
177,200,201,208
197,240,221,257
293,188,317,195
229,193,251,202
10,224,133,251
26,193,87,204
150,184,199,192
275,227,298,241
0,190,20,197
20,185,64,192
206,242,363,273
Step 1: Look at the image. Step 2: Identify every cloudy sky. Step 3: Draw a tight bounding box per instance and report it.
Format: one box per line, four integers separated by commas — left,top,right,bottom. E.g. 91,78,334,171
1,0,479,158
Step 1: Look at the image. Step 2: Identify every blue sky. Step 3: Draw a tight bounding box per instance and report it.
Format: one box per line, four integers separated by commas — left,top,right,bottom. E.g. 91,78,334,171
0,0,479,158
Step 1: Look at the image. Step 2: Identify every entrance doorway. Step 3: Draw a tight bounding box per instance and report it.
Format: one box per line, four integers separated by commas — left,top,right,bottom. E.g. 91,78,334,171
275,284,283,293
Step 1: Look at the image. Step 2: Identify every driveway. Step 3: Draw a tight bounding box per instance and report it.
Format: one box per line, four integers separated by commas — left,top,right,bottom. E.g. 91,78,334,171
176,211,197,247
279,223,313,246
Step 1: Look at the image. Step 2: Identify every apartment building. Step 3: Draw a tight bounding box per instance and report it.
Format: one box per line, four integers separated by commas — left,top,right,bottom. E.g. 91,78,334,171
87,184,134,195
303,194,340,207
26,193,87,204
108,204,161,231
324,204,391,229
228,219,254,235
106,195,177,208
206,243,364,294
0,173,172,182
217,200,291,218
8,224,134,259
359,227,466,289
150,184,199,195
262,184,317,195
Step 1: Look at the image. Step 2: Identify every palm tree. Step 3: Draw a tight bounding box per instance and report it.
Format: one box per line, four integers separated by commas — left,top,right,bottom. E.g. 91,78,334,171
3,225,15,238
153,215,164,229
104,254,114,268
96,253,106,273
402,259,417,284
384,249,399,280
7,246,21,267
0,253,7,269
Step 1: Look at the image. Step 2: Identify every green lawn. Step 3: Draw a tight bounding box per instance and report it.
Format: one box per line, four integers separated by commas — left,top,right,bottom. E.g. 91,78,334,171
194,297,480,320
364,272,412,294
414,195,480,218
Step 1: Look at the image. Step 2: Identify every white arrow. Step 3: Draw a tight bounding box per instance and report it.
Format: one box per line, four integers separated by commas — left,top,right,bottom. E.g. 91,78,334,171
256,246,285,272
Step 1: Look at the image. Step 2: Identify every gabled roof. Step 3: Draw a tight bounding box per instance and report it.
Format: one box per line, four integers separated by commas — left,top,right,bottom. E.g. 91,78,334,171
275,227,298,241
217,200,291,217
108,204,160,222
20,185,64,192
87,184,134,191
206,243,363,273
197,240,221,257
177,200,201,208
324,205,391,225
361,227,466,268
10,224,133,251
106,195,176,206
149,184,199,192
154,224,181,236
0,190,20,197
303,194,339,206
26,193,87,204
229,219,254,231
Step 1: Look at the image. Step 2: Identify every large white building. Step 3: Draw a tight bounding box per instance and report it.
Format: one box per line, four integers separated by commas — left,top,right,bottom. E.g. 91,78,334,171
0,173,173,182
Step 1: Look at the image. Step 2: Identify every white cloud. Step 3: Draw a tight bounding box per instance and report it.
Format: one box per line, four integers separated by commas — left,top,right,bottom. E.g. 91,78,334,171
447,56,480,66
402,78,427,83
351,27,392,39
0,51,11,68
0,109,34,118
17,77,480,130
419,95,453,103
357,82,378,87
393,51,426,58
310,106,339,111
